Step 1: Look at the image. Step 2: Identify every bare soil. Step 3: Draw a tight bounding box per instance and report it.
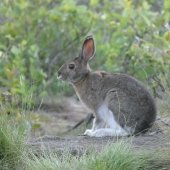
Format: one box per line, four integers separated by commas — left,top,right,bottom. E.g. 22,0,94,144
28,134,170,156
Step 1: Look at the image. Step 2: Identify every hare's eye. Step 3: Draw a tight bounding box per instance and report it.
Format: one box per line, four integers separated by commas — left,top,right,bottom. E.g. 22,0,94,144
69,64,75,70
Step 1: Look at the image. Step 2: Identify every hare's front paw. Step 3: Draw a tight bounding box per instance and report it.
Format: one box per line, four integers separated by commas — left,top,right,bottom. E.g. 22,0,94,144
84,129,93,136
84,129,106,137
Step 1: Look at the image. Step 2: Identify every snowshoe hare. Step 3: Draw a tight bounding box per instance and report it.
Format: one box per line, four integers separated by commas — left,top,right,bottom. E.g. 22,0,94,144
58,35,156,137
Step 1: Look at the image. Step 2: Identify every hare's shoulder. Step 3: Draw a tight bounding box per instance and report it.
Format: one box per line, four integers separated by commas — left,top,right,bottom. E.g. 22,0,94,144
92,71,116,78
91,71,133,80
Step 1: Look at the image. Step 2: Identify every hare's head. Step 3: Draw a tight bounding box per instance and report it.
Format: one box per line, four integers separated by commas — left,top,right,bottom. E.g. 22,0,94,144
58,35,95,84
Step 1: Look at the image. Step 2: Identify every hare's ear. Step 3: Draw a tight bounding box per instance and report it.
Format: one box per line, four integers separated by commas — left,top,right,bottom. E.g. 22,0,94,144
81,35,95,63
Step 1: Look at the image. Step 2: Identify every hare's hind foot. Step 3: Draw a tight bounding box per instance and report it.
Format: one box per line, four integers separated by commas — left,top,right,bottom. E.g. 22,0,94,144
84,128,129,137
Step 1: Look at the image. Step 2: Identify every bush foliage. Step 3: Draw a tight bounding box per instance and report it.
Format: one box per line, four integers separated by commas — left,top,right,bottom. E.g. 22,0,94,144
0,0,170,100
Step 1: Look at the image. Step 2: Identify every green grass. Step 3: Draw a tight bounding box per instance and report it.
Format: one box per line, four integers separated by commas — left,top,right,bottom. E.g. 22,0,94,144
0,114,27,170
78,142,147,170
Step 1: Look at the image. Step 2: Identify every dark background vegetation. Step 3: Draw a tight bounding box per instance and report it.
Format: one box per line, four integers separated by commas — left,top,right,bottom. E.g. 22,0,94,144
0,0,170,103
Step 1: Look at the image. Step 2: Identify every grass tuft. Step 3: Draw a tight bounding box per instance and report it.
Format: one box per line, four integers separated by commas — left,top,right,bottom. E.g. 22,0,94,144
78,142,146,170
0,114,28,170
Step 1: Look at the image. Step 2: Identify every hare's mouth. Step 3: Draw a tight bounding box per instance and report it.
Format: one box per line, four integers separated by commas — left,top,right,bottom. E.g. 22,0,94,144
57,74,67,81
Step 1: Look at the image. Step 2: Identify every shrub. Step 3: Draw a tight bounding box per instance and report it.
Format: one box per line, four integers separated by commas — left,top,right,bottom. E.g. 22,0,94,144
0,0,169,100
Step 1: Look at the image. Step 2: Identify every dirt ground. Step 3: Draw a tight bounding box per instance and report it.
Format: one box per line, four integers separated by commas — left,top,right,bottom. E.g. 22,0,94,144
29,133,170,156
33,96,90,136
